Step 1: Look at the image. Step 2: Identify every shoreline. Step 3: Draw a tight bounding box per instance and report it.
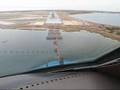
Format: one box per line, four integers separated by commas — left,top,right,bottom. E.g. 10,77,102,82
0,11,120,42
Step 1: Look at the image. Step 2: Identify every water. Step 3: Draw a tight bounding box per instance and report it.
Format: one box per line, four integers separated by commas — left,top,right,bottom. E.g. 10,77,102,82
0,29,119,77
72,13,120,26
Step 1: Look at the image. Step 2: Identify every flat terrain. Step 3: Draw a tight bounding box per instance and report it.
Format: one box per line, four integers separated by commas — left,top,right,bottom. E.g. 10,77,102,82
0,10,120,41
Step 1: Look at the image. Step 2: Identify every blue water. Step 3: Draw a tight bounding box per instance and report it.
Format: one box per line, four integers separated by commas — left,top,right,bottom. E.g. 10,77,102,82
72,13,120,26
0,29,119,77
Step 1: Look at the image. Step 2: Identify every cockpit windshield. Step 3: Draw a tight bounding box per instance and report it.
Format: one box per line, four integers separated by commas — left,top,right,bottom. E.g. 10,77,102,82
0,0,120,77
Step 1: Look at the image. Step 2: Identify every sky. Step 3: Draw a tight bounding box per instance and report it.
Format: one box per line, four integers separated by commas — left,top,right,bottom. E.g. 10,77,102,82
0,0,120,12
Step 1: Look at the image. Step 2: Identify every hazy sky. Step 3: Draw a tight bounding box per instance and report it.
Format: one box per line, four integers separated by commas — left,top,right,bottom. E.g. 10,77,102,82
0,0,120,12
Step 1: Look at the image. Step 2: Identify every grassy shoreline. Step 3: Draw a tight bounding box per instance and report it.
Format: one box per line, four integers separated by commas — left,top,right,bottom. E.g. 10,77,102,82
0,10,120,41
